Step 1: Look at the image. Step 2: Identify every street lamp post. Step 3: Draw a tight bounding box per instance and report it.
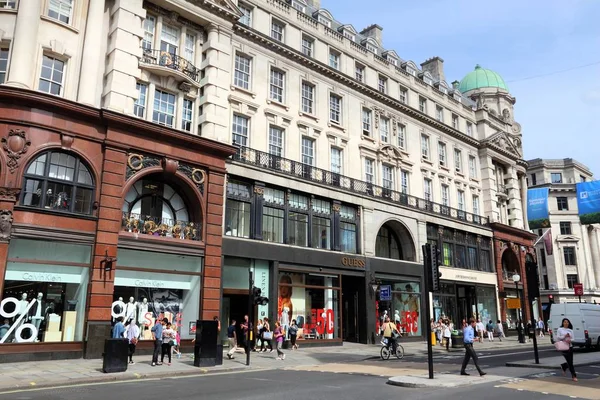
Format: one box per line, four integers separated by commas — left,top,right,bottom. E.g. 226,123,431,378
512,273,525,344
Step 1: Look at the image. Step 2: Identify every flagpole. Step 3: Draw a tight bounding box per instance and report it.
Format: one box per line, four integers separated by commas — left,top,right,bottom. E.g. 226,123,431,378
533,228,551,247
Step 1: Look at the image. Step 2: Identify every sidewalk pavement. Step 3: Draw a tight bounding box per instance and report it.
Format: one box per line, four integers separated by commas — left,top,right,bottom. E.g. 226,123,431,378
0,336,551,394
506,351,600,369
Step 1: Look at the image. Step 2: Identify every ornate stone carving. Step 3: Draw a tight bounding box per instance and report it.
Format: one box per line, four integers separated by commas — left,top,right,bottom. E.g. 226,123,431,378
332,204,341,213
61,134,74,149
0,210,13,242
502,108,512,123
0,187,20,202
178,82,192,93
254,186,264,196
438,227,444,236
162,158,179,175
2,129,31,174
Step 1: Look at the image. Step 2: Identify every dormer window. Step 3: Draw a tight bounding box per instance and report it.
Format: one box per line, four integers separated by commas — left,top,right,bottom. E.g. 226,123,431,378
423,73,434,85
403,61,418,77
343,31,355,41
318,15,331,27
386,56,398,66
366,43,378,54
291,0,306,12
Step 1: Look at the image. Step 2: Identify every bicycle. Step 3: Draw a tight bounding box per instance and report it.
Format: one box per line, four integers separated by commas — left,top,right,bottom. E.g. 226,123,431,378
380,338,404,360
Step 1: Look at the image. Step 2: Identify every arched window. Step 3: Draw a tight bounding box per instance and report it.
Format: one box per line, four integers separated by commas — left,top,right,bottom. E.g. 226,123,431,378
122,178,190,224
21,151,95,214
375,224,403,260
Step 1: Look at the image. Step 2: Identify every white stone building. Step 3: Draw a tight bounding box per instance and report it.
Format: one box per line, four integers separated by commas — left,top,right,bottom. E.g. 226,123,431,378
0,0,535,344
527,158,600,310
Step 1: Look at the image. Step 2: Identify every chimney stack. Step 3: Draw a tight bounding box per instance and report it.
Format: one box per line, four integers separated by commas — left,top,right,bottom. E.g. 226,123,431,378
421,57,445,83
360,24,383,45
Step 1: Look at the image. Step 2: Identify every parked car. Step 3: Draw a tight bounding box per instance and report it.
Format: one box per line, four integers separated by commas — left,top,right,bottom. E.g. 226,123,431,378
548,303,600,349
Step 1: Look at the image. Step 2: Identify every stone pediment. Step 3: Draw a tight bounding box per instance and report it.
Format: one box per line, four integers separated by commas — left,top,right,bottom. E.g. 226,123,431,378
557,235,579,243
484,131,522,158
377,144,404,167
191,0,243,19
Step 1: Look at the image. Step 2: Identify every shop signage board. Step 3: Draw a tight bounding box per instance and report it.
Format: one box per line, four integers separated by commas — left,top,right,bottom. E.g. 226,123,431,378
573,283,584,296
379,285,392,301
527,187,550,229
576,181,600,224
506,298,521,309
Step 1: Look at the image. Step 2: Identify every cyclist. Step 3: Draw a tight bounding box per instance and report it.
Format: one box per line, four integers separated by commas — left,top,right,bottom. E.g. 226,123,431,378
382,316,399,354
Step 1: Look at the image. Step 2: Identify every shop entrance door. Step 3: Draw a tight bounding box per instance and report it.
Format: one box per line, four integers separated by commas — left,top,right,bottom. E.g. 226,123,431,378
222,291,249,346
342,275,365,343
457,285,477,323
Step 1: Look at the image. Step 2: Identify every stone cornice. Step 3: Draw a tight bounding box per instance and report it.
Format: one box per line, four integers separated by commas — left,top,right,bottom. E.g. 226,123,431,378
233,24,482,149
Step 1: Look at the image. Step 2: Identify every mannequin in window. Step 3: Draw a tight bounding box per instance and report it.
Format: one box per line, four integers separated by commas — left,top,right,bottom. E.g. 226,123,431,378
28,293,45,341
113,297,124,323
125,297,137,324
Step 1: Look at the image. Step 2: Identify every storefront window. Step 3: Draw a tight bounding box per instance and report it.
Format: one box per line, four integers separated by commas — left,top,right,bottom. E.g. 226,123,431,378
476,286,498,325
1,239,90,344
113,249,202,341
377,281,422,336
277,271,340,340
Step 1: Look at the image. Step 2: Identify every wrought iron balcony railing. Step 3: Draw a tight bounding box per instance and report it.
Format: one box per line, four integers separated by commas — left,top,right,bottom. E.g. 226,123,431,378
140,49,200,83
232,146,488,226
121,212,202,241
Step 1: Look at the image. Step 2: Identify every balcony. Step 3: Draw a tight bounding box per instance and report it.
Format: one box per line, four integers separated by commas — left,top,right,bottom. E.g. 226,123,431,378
121,212,201,241
232,146,488,226
139,49,201,85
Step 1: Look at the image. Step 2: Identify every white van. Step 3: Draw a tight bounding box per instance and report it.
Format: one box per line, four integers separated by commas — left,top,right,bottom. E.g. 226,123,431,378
548,303,600,349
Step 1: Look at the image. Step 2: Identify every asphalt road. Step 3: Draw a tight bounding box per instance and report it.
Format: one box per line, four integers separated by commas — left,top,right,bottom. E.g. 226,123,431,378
2,364,596,400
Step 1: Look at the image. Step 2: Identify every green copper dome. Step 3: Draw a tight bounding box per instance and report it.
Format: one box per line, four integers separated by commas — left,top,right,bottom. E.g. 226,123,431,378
459,65,508,93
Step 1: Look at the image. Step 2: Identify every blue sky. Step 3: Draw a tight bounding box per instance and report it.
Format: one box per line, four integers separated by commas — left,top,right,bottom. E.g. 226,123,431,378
323,0,600,176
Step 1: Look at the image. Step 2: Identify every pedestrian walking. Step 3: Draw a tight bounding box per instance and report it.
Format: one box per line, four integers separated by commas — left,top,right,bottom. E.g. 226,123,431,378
537,319,545,338
289,319,299,350
126,320,140,364
274,321,285,360
475,319,485,343
227,319,237,359
112,316,125,338
460,318,486,377
241,315,250,353
496,320,505,342
151,318,166,366
161,322,176,366
260,317,273,352
486,320,495,342
443,321,452,351
526,320,534,343
556,318,577,382
253,319,263,352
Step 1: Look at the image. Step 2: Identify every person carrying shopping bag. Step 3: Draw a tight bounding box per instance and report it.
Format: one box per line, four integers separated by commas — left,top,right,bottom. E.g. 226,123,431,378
274,321,285,360
555,318,577,382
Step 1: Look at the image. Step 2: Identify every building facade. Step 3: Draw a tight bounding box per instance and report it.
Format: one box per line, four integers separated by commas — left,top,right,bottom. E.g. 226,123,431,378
0,0,538,358
527,158,600,319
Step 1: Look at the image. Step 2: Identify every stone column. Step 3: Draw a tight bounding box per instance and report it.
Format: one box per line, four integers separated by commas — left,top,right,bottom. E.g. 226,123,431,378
591,227,600,289
0,188,20,295
5,0,42,89
77,0,105,106
520,175,529,230
198,23,232,141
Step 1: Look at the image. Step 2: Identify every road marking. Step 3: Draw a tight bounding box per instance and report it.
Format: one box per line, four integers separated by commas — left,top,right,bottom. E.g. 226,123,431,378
479,349,555,359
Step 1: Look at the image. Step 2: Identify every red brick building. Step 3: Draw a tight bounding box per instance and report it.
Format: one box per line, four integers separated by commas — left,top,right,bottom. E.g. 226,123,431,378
0,87,235,362
490,222,538,326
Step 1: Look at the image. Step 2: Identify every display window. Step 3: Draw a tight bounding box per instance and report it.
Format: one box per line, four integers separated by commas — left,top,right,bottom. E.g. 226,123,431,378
476,286,498,325
112,249,202,341
1,239,90,344
277,271,340,340
376,280,422,336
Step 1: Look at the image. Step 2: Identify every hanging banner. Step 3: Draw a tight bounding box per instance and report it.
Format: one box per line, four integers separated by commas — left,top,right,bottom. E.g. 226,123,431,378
576,181,600,225
527,188,550,229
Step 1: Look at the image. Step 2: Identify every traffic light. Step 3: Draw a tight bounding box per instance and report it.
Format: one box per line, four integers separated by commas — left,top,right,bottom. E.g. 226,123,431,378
252,286,269,306
425,244,442,292
548,294,554,304
525,259,540,299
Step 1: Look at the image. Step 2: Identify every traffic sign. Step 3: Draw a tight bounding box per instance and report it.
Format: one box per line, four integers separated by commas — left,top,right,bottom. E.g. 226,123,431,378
574,283,584,296
379,285,392,301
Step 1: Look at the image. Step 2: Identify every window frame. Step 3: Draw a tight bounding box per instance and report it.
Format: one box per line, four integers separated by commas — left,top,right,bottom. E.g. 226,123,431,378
421,134,430,159
329,49,340,70
551,172,563,184
362,108,372,136
301,136,315,166
365,158,374,183
454,148,463,173
20,151,96,215
559,221,572,235
378,75,387,94
301,81,315,115
47,0,74,25
134,82,148,118
232,114,250,146
382,164,394,190
301,34,314,57
181,98,194,132
271,19,285,42
379,116,389,143
355,63,364,82
152,89,177,127
419,96,427,113
269,68,285,104
38,54,66,96
452,114,459,129
466,122,473,137
331,147,343,174
234,53,252,90
238,3,252,26
423,178,433,201
436,105,444,122
557,197,569,211
0,44,9,85
397,123,406,149
563,247,577,266
329,93,342,124
438,141,447,167
268,126,284,157
399,86,408,104
468,155,477,178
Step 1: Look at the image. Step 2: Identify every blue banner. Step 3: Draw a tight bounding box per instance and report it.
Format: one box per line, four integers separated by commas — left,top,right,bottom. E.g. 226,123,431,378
527,188,550,229
577,181,600,225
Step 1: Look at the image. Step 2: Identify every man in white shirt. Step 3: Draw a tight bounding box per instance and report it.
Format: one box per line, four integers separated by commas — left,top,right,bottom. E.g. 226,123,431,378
537,319,545,338
475,319,485,343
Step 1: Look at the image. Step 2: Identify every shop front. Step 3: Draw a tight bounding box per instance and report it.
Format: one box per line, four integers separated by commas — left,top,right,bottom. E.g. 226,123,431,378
222,237,367,346
432,267,499,326
0,239,92,361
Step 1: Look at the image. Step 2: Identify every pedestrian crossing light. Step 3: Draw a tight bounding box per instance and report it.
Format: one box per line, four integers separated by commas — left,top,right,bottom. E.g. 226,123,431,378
428,244,442,292
252,286,269,306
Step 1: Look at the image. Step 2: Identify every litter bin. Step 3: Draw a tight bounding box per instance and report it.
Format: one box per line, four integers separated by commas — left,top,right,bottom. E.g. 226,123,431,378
430,332,437,346
102,338,129,373
451,333,464,348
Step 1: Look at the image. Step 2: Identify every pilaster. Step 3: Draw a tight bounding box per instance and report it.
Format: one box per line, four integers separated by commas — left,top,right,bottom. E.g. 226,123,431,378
77,0,107,106
5,0,42,89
